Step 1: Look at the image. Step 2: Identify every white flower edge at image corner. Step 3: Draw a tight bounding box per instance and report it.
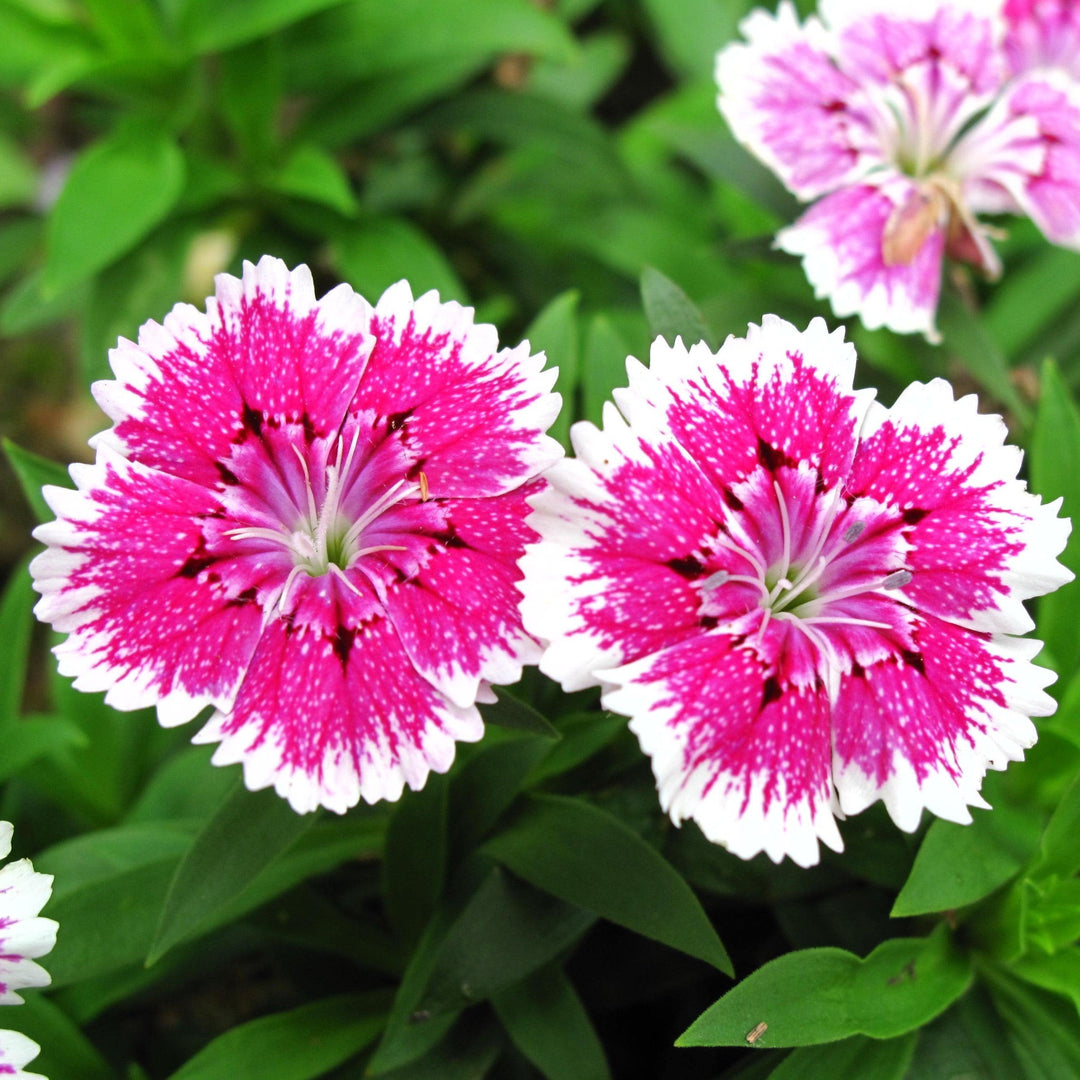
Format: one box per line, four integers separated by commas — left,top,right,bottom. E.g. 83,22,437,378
520,314,1072,867
0,821,58,1080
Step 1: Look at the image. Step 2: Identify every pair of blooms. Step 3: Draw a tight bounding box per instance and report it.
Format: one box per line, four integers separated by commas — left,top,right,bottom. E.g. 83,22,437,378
718,0,1080,339
29,257,1072,875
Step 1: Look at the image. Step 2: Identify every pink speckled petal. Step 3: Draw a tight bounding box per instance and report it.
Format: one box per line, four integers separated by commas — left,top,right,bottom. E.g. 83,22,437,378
358,282,562,499
716,1,885,201
604,630,843,868
778,177,946,340
832,612,1054,831
94,256,375,488
194,616,483,814
849,380,1072,635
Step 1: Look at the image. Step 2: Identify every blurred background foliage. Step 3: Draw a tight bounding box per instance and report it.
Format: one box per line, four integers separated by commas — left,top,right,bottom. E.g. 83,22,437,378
3,0,1080,1077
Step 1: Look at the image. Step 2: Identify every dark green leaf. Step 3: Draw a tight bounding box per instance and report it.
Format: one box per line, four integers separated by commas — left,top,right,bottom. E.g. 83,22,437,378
2,439,72,524
581,313,630,425
0,714,87,783
177,0,353,53
481,691,560,739
892,804,1041,917
44,129,185,294
382,773,449,949
373,1015,501,1080
149,780,317,964
641,266,713,347
678,925,971,1047
525,711,625,786
166,992,389,1080
0,554,34,722
1030,359,1080,675
770,1034,916,1080
492,965,610,1080
417,866,595,1016
485,793,731,973
333,217,465,304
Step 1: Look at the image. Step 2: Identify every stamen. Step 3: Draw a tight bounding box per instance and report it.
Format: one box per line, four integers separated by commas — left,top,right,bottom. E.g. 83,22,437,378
773,556,828,612
843,522,866,543
773,479,792,581
419,470,430,502
341,479,412,550
711,532,767,579
801,616,893,631
292,443,319,523
882,570,912,590
226,525,295,550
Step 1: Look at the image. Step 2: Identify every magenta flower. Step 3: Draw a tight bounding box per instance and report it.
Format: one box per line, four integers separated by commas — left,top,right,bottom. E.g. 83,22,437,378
521,317,1071,866
716,0,1080,339
31,257,561,813
0,822,57,1080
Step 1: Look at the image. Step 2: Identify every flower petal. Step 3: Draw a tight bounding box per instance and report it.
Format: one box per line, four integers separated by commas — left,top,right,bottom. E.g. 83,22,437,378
383,482,544,709
956,72,1080,249
832,612,1052,831
356,282,562,499
604,632,843,868
93,255,376,488
716,1,885,201
194,616,483,814
30,447,264,725
778,177,946,340
849,379,1072,635
0,1030,45,1080
1003,0,1080,77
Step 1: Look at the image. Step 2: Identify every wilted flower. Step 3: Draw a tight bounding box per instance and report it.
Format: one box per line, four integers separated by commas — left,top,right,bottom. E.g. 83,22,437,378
0,821,57,1079
31,257,561,813
521,317,1070,866
716,0,1080,339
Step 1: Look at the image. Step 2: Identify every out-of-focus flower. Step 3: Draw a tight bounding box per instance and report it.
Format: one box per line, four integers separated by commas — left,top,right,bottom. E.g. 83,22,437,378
31,257,561,813
522,317,1071,866
0,821,58,1080
716,0,1080,339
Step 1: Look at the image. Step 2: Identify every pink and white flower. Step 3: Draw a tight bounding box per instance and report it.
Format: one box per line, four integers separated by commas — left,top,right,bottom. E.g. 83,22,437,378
521,317,1071,866
0,821,58,1080
716,0,1080,339
31,257,561,814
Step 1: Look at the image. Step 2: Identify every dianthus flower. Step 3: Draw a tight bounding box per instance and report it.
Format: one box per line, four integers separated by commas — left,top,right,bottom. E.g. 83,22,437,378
716,0,1080,339
31,258,561,813
521,317,1070,866
0,822,57,1080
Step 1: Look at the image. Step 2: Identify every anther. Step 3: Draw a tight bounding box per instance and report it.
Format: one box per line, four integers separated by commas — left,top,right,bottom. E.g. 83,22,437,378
882,569,912,590
698,570,730,591
843,522,866,543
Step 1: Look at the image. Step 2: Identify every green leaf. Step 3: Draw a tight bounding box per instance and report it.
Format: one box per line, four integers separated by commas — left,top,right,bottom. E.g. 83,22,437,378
266,143,357,216
38,823,195,986
416,866,595,1016
581,313,629,425
481,691,560,739
0,554,34,722
166,992,389,1080
643,0,752,81
374,1015,501,1080
524,290,579,448
484,793,731,973
219,36,281,168
1030,772,1080,881
983,963,1080,1076
44,128,185,294
176,0,353,53
769,1034,916,1080
0,714,87,782
333,217,465,304
937,291,1030,427
2,438,71,523
525,711,625,786
382,774,449,950
492,965,610,1080
640,266,713,347
0,132,36,209
149,780,318,964
678,925,971,1047
1030,359,1080,676
892,804,1041,917
0,994,116,1080
1013,948,1080,1014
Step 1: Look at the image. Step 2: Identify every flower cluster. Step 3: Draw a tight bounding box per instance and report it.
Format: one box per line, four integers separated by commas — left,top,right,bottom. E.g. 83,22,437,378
0,823,57,1079
29,255,1072,866
717,0,1080,339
